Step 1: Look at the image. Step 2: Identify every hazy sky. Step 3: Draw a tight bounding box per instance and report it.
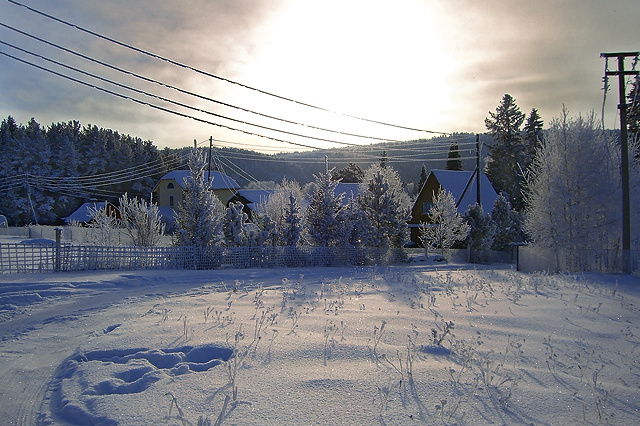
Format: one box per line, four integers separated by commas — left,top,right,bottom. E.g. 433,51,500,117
0,0,638,152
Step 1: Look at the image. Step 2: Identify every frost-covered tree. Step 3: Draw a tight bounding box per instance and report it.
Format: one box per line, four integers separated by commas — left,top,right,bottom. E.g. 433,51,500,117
524,108,638,251
306,170,344,247
359,163,410,247
223,201,249,247
421,189,470,252
491,193,523,251
464,203,495,252
281,192,303,246
175,150,224,247
88,203,119,246
342,194,372,247
118,193,165,247
258,178,305,244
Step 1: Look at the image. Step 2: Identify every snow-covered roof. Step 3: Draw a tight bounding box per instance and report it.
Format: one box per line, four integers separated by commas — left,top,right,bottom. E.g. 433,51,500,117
429,169,498,213
230,189,277,211
334,183,362,204
63,201,108,224
159,170,240,191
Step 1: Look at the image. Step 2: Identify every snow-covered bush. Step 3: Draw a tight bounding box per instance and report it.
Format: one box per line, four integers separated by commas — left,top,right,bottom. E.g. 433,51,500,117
223,201,249,247
118,193,165,247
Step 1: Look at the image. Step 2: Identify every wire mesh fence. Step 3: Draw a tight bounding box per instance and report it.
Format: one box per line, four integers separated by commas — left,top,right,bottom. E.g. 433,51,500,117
518,246,639,274
0,243,403,274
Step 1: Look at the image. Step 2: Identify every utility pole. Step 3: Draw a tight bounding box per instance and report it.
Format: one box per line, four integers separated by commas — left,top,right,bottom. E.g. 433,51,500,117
208,136,213,183
601,51,639,273
476,134,481,206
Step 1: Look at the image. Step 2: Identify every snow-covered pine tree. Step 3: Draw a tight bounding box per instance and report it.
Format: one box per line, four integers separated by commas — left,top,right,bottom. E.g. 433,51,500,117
465,203,495,252
421,189,470,252
223,201,249,247
175,149,224,247
359,163,410,248
281,192,302,246
118,193,165,247
491,193,523,251
306,170,344,247
342,194,372,247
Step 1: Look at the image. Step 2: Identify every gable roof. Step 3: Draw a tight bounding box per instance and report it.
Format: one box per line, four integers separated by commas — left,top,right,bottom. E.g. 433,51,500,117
426,169,498,213
63,201,112,223
157,170,240,191
230,189,277,210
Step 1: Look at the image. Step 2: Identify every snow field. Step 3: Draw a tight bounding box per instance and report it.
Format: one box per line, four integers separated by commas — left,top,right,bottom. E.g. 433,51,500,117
1,264,639,424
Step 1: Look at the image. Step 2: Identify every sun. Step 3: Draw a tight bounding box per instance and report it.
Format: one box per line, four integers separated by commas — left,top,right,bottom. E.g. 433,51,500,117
229,0,454,149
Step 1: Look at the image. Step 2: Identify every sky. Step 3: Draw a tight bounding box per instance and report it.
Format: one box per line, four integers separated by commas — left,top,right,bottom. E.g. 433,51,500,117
0,0,638,153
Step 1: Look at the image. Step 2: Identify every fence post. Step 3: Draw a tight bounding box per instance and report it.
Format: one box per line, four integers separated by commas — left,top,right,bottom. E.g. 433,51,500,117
55,227,62,272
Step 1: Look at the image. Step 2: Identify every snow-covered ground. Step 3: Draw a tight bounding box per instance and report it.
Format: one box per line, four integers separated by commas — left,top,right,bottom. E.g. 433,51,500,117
1,259,639,425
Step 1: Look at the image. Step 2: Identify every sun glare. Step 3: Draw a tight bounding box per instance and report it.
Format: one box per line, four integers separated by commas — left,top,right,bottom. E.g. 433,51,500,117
234,0,454,148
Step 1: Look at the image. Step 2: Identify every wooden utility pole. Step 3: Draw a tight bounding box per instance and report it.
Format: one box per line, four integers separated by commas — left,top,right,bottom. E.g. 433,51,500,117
208,136,213,182
476,134,481,206
601,51,639,273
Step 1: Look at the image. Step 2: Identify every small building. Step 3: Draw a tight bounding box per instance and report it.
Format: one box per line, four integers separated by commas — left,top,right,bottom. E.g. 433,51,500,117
409,169,498,244
63,201,120,226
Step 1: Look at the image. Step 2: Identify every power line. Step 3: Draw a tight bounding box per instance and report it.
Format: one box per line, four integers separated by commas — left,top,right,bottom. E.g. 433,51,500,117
0,39,374,148
0,21,423,145
6,0,451,136
0,49,324,151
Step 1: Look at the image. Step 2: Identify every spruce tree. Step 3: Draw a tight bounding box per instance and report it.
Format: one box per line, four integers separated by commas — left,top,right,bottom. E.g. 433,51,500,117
446,142,463,171
485,94,527,211
465,203,495,252
281,192,302,247
175,149,224,247
491,193,523,251
306,170,344,247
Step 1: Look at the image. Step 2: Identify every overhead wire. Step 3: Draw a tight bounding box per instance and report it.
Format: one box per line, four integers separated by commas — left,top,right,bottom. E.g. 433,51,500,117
0,49,324,151
0,39,372,149
6,0,451,136
0,21,427,146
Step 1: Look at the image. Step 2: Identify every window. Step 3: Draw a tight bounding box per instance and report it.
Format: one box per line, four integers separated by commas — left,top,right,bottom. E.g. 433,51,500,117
422,201,433,215
167,182,175,189
169,195,174,207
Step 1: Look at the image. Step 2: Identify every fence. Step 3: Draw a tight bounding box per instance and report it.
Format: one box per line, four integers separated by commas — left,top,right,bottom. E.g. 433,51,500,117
518,246,639,274
0,243,404,274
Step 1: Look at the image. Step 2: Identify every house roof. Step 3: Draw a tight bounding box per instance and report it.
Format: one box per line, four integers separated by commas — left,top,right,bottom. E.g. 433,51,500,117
63,201,108,223
427,169,498,213
334,183,362,204
158,170,240,191
229,189,277,211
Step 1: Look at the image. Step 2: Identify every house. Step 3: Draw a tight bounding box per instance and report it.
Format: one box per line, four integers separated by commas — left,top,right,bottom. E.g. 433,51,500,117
409,169,498,244
227,189,278,219
63,201,120,225
152,170,240,227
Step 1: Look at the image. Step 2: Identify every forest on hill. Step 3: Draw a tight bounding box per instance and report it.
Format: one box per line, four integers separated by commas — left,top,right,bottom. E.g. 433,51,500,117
0,115,480,226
